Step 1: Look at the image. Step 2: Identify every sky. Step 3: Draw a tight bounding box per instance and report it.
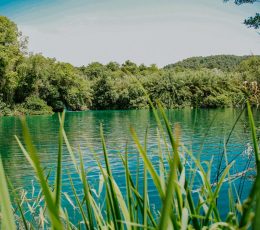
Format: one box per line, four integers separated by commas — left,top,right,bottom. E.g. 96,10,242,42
0,0,259,67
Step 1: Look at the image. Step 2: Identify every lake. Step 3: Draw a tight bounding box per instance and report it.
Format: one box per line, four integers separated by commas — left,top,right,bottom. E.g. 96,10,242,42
0,108,259,224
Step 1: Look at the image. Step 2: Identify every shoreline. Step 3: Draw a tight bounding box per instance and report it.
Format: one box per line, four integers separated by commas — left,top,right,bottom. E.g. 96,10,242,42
0,105,251,117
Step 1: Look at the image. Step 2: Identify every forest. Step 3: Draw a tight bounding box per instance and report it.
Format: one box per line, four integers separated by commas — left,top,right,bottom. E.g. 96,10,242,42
0,16,260,116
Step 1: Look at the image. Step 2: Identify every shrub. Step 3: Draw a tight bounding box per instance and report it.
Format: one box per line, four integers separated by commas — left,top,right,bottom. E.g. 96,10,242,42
0,97,14,116
22,96,53,115
203,94,232,108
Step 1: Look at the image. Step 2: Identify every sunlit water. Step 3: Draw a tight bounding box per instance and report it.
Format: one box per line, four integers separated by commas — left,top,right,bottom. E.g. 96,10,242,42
1,109,259,224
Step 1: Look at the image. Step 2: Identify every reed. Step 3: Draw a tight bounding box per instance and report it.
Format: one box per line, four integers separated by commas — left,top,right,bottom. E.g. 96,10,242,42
0,102,259,229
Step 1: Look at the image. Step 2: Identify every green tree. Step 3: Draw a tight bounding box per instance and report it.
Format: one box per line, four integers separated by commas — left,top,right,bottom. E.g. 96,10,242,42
106,61,120,71
92,72,118,109
121,60,139,75
245,13,260,29
16,54,92,112
164,55,252,72
79,62,106,80
0,16,23,104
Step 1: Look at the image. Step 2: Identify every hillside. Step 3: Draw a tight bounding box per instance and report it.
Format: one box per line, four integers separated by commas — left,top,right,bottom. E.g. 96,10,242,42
164,55,256,72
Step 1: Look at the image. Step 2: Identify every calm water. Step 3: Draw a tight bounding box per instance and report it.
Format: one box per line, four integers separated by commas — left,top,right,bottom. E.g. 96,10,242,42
0,109,259,223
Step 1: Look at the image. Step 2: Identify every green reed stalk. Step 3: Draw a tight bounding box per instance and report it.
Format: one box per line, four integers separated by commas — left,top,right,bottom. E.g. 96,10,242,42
17,118,63,229
239,102,260,229
0,157,16,230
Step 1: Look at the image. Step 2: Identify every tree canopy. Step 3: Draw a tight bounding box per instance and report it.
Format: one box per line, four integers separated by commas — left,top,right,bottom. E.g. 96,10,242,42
0,16,260,115
164,55,253,72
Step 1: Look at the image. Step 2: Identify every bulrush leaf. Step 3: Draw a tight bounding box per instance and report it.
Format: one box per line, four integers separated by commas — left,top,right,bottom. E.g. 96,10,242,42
55,112,65,211
203,162,234,226
157,103,200,229
158,155,177,230
67,171,89,230
240,102,260,229
181,208,189,230
100,124,123,229
78,149,94,229
16,118,63,229
130,127,164,199
7,179,29,230
143,127,148,227
0,157,16,230
157,129,166,194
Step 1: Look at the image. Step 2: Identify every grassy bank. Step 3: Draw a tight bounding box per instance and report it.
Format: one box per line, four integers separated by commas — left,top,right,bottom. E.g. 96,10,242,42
0,102,259,229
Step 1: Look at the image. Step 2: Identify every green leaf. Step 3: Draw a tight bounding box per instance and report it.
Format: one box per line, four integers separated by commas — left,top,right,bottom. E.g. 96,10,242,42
16,118,63,229
0,157,16,230
55,112,65,210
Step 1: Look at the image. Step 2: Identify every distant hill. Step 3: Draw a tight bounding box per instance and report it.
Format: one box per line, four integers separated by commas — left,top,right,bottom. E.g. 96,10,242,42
164,55,257,72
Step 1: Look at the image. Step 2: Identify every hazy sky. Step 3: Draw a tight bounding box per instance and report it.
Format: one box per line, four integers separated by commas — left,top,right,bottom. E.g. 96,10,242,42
0,0,259,66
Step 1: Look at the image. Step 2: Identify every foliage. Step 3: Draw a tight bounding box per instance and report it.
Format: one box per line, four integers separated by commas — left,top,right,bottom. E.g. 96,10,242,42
224,0,260,29
164,55,253,72
0,16,92,115
15,54,92,112
1,16,260,116
21,96,53,115
0,16,23,105
244,13,260,29
227,0,258,5
203,94,232,108
91,73,148,110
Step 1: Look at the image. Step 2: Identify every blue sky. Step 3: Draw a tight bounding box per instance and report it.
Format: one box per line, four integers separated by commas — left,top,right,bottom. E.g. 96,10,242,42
0,0,259,66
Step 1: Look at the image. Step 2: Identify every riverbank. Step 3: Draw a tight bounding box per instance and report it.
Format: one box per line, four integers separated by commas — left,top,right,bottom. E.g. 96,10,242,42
0,103,248,117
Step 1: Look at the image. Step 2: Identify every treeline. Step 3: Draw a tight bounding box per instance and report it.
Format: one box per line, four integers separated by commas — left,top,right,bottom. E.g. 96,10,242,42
0,16,260,115
164,55,253,72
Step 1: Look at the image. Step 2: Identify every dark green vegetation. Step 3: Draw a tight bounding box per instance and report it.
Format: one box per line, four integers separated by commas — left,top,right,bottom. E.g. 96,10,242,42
0,102,259,229
225,0,260,29
0,16,91,116
0,15,260,115
164,55,253,71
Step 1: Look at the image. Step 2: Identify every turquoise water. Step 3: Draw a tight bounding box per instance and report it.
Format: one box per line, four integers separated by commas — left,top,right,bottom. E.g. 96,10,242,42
0,109,259,223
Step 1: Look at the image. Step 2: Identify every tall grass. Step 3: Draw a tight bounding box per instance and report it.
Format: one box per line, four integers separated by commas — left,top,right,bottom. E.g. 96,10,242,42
0,101,259,229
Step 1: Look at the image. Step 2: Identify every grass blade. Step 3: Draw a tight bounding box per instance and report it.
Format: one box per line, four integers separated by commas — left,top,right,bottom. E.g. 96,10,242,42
157,103,200,229
143,127,148,227
0,157,16,230
158,157,177,230
203,162,234,226
122,145,135,228
100,124,123,229
67,172,89,230
7,179,29,230
17,118,63,229
130,127,164,199
78,149,94,229
55,112,65,210
240,102,260,229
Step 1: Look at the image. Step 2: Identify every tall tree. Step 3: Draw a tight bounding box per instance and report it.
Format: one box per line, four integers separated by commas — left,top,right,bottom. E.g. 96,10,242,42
0,16,23,104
